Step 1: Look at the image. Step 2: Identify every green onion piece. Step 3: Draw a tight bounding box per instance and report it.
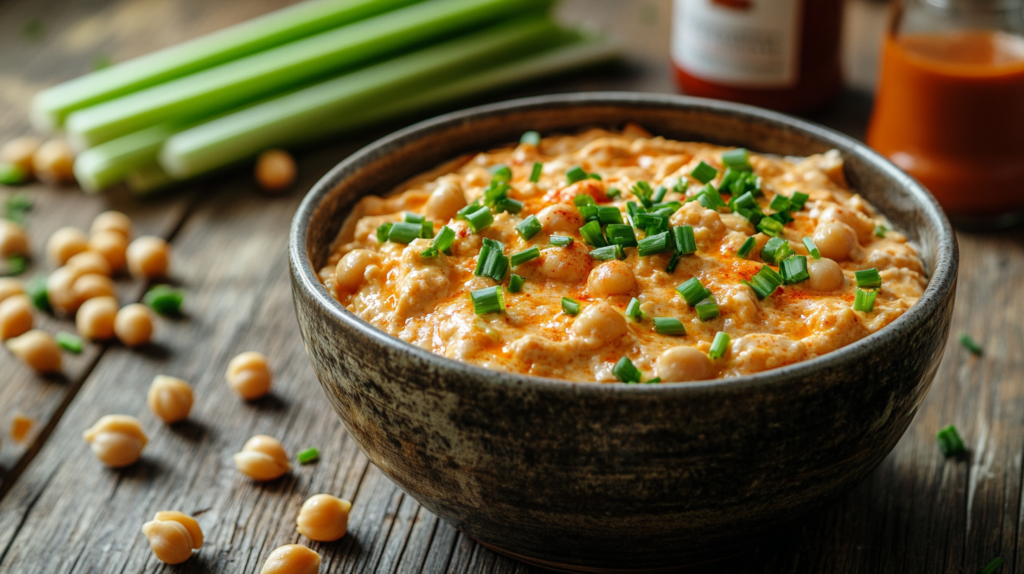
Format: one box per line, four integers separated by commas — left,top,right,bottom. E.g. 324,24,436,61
508,273,525,293
937,424,965,456
760,237,792,265
645,377,661,384
651,185,668,204
676,278,710,307
573,194,597,208
578,205,598,222
420,220,434,239
672,225,696,255
496,198,523,214
697,184,727,211
422,225,456,257
745,265,784,300
589,244,624,261
579,220,607,248
790,191,809,210
376,222,392,243
471,285,505,314
768,194,791,213
465,206,494,233
690,161,718,184
55,331,84,354
3,192,33,222
529,161,543,183
566,165,588,184
672,179,689,194
475,243,508,282
959,333,983,355
483,181,509,207
489,164,512,182
637,231,671,257
625,297,643,322
606,187,621,199
802,237,820,259
612,356,642,383
730,190,758,212
853,288,877,312
516,215,542,241
653,317,686,336
757,217,784,237
597,206,623,225
709,331,730,359
549,235,573,247
875,224,888,238
631,181,654,208
143,284,185,315
721,148,751,171
606,224,637,247
403,212,424,223
510,246,540,267
520,130,541,145
780,255,809,284
855,268,882,289
25,276,51,312
979,557,1004,574
737,236,756,258
297,447,320,464
665,252,681,274
634,212,667,233
456,201,480,220
653,200,682,212
6,256,28,276
561,296,580,316
0,164,28,186
387,221,422,244
695,297,720,322
588,173,602,181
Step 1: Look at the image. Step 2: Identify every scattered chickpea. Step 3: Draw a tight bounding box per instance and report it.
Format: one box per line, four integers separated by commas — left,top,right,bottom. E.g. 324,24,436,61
226,351,272,400
255,149,297,192
0,294,34,340
47,266,83,315
147,375,193,424
0,277,25,303
10,412,35,443
260,544,321,574
88,230,128,273
47,227,89,266
0,220,30,258
0,136,41,175
114,303,154,347
6,330,62,374
82,414,147,467
296,494,352,542
33,139,75,184
126,235,170,280
806,257,846,291
72,272,116,303
141,511,203,565
90,210,133,240
76,296,118,340
66,250,111,277
234,434,291,481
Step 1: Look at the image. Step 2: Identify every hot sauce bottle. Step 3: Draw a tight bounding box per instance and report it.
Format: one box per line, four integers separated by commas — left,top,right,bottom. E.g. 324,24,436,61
671,0,845,113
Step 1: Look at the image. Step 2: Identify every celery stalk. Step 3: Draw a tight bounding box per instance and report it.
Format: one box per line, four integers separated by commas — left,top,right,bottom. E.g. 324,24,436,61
74,126,176,192
32,0,421,132
65,0,552,148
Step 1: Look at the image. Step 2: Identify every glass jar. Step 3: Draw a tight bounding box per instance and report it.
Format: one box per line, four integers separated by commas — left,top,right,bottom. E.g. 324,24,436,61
867,0,1024,227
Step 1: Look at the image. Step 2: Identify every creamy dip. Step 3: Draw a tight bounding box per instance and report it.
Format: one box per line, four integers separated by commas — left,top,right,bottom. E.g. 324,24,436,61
319,125,927,383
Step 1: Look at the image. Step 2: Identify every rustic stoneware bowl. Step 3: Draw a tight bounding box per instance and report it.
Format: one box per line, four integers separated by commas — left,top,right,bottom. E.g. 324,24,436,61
289,93,958,572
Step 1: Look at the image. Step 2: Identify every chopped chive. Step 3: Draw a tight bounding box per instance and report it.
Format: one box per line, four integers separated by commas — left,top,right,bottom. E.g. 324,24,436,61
802,237,820,259
510,247,540,267
757,217,784,237
665,252,681,274
402,212,425,223
529,161,543,183
143,285,185,315
721,148,751,171
875,224,888,238
709,331,730,359
760,237,793,265
516,215,542,240
520,130,541,145
0,163,29,186
697,184,727,211
690,161,718,184
855,268,882,289
937,424,965,456
676,278,711,307
730,190,758,212
597,206,623,225
634,212,667,233
496,198,523,214
465,206,494,233
631,181,654,208
578,205,598,222
549,235,573,247
612,356,642,383
606,224,637,247
471,286,505,315
589,244,624,261
588,173,602,181
853,288,877,312
297,447,320,464
6,256,27,276
737,236,756,258
3,192,33,222
387,221,423,244
489,164,512,182
474,243,508,282
55,331,83,354
422,225,456,257
960,333,983,355
25,276,50,312
579,220,607,248
979,557,1004,574
645,377,661,384
420,220,435,239
566,165,588,184
672,178,689,194
672,225,696,255
376,222,393,243
483,182,509,207
561,297,580,316
695,297,719,322
780,256,809,285
606,187,621,199
745,265,784,300
626,297,644,322
456,201,481,220
508,273,525,293
651,185,668,204
637,231,672,257
573,194,597,208
768,195,791,213
790,191,809,210
653,317,686,335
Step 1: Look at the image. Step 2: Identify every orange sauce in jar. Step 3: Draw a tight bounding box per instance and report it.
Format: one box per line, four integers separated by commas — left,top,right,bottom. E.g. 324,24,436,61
867,31,1024,220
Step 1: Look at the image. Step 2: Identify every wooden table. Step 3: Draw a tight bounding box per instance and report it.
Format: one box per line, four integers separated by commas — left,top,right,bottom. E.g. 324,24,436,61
0,1,1019,572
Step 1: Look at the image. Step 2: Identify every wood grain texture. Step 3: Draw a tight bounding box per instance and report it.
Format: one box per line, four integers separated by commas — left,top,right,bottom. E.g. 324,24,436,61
0,0,1020,572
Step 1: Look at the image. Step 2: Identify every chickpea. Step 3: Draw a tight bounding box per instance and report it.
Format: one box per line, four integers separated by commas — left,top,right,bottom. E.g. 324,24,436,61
88,230,128,273
47,227,89,266
234,434,291,481
656,346,714,382
536,243,591,283
226,351,273,400
90,210,133,240
34,140,76,184
66,250,112,276
141,511,203,565
5,330,61,374
255,149,297,192
423,181,466,221
0,294,34,340
806,258,846,291
147,375,193,424
72,272,116,302
0,277,24,303
812,221,858,262
0,136,41,174
0,220,30,258
334,249,380,294
536,203,583,233
571,302,628,346
114,303,154,347
47,266,82,314
819,204,875,243
296,494,352,542
82,414,148,467
260,544,321,574
587,260,636,297
76,296,118,340
10,412,34,443
126,235,170,279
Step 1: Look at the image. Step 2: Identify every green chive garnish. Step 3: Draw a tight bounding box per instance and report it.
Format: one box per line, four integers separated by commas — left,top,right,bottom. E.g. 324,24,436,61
690,161,718,184
875,224,888,238
677,278,711,307
780,256,809,285
697,184,727,211
737,236,756,258
612,356,642,383
665,252,681,274
979,557,1004,574
606,187,622,199
631,181,655,208
25,276,50,312
721,148,751,171
509,274,525,293
6,256,27,276
744,266,784,300
637,231,671,257
489,164,512,182
403,212,425,223
790,191,809,210
757,217,784,237
802,237,820,259
496,198,523,215
510,247,540,267
579,220,607,248
561,297,580,316
574,194,597,208
297,447,320,464
387,221,422,244
465,206,494,233
566,165,588,184
590,244,624,261
653,317,686,336
421,225,456,257
960,333,983,355
937,424,965,456
55,331,83,354
626,297,643,322
0,164,28,186
606,224,637,247
588,173,602,181
143,285,185,315
376,222,392,243
3,192,32,222
520,130,541,145
709,331,730,359
596,206,623,225
529,161,543,183
672,225,696,255
651,185,668,204
695,297,720,321
516,215,542,241
550,235,573,247
855,268,882,289
768,195,791,213
455,201,480,220
474,239,508,282
471,286,505,315
760,237,793,265
420,220,434,239
853,288,877,312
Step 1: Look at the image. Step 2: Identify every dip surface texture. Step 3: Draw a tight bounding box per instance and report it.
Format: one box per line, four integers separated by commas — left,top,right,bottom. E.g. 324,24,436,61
319,126,927,383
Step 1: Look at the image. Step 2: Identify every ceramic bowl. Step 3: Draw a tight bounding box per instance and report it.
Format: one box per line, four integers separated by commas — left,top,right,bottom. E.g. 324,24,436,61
289,93,958,571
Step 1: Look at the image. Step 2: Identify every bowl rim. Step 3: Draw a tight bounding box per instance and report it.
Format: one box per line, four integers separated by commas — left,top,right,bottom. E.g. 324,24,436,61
289,91,958,396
